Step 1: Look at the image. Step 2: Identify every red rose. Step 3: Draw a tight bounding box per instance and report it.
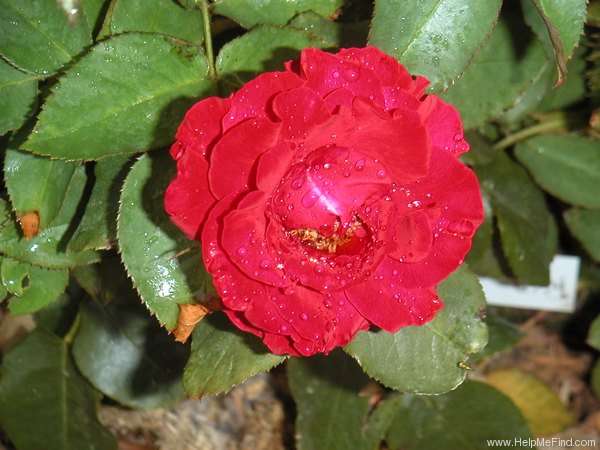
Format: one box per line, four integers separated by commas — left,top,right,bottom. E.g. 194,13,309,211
165,47,483,356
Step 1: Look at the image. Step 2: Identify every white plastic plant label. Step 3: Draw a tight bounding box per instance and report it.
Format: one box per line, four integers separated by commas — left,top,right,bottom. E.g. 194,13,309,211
479,255,581,313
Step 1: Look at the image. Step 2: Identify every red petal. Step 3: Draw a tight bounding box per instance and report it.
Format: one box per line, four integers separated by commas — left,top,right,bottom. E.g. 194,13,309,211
222,71,304,132
389,210,433,263
297,48,385,106
419,95,469,156
303,105,356,152
391,149,484,288
165,145,215,240
345,272,443,332
343,99,430,184
336,47,413,90
255,142,295,195
272,87,332,142
209,117,281,198
221,191,290,288
263,284,366,354
173,97,231,158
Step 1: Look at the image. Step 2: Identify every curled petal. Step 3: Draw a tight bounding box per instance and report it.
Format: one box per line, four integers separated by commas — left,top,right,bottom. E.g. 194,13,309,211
222,71,304,132
296,48,385,106
173,97,231,158
165,147,215,240
419,95,469,156
209,117,281,198
272,87,332,142
389,210,433,263
392,149,484,287
344,99,430,184
345,269,442,331
221,191,289,288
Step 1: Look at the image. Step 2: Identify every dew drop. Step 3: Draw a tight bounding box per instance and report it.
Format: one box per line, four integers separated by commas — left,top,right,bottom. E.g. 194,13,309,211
279,325,289,332
332,70,341,79
301,189,321,208
300,313,308,321
354,159,366,171
453,133,463,142
237,246,248,256
446,219,474,237
376,168,387,178
291,178,304,190
284,286,295,295
342,67,360,82
314,264,324,274
259,260,270,269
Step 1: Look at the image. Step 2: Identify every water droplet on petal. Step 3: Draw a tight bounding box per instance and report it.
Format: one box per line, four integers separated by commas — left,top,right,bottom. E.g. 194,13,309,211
259,260,270,269
376,168,387,178
237,246,248,256
314,264,324,274
342,67,360,82
300,313,308,321
301,188,321,208
354,159,365,171
279,325,289,333
332,70,341,79
453,133,463,142
291,178,304,190
446,220,474,237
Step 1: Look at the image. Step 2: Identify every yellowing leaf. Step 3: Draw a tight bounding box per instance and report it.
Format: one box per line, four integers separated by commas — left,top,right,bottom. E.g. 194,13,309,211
486,368,574,436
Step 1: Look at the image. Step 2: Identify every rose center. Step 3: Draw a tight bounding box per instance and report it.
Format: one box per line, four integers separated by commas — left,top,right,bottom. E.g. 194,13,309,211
288,218,369,254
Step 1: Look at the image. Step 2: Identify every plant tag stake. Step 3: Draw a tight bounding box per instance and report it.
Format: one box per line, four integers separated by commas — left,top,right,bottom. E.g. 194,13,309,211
480,255,580,313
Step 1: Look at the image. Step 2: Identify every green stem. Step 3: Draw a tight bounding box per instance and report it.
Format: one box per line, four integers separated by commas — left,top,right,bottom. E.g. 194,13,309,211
492,116,568,151
63,312,81,345
199,0,216,79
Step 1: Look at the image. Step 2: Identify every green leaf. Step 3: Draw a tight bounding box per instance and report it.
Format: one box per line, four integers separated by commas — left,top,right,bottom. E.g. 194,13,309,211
0,168,100,268
0,60,38,135
1,258,68,315
213,0,345,29
1,256,28,296
0,328,117,450
34,293,80,337
473,313,523,360
81,0,107,35
217,26,330,86
118,152,210,330
515,135,600,209
525,0,587,86
369,0,502,92
68,155,132,252
289,12,341,46
5,147,78,229
0,0,92,75
502,45,586,124
24,33,215,160
183,312,285,397
71,254,130,302
101,0,204,44
465,191,506,280
386,380,532,450
345,265,487,394
564,208,600,262
441,17,548,128
587,314,600,351
288,350,385,450
536,46,587,112
72,293,189,409
592,359,600,401
476,152,557,285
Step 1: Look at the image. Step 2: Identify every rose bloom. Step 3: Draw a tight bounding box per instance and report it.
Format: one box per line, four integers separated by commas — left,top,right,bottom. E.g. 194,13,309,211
165,47,483,356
